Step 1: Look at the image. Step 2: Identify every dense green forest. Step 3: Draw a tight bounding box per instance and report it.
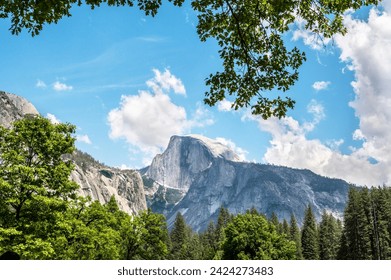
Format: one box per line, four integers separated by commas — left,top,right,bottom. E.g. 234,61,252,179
1,116,391,260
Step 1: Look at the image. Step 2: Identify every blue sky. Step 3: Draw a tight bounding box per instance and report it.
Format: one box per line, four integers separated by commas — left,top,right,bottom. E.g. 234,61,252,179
1,1,391,186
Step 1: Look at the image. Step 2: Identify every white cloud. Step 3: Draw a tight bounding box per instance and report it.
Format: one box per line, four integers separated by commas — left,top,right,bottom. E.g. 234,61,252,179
334,3,391,184
53,81,73,91
325,139,345,151
252,3,391,186
146,68,186,96
77,134,92,145
36,79,47,89
307,100,325,123
256,113,382,186
312,81,331,91
292,17,332,50
215,137,248,161
188,102,215,128
118,164,133,170
217,99,234,112
46,113,61,124
352,129,365,141
108,69,213,165
108,90,187,155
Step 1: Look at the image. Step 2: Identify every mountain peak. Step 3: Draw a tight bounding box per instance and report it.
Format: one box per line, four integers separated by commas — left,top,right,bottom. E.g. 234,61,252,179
175,134,243,162
145,134,241,192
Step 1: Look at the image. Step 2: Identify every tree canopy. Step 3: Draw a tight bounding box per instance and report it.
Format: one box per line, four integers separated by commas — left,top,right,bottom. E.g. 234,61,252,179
221,212,296,260
0,115,79,258
0,0,381,119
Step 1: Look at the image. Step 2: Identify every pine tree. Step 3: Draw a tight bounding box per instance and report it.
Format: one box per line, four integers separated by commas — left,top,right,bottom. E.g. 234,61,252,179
370,187,391,259
270,212,282,234
318,211,341,259
337,231,349,260
169,212,189,259
216,207,231,243
301,205,319,260
289,213,302,260
343,187,372,259
201,221,218,259
183,230,204,260
282,219,290,236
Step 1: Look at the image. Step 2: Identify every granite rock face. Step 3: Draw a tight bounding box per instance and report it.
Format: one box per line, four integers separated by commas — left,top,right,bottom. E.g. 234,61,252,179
145,135,242,191
70,151,147,215
142,135,242,214
143,135,350,231
0,91,147,215
0,91,39,127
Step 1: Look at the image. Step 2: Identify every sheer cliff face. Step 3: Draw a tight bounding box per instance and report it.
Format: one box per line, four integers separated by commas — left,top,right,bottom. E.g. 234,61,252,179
144,135,242,191
142,135,243,214
70,157,146,215
168,161,349,231
145,135,350,232
0,91,147,215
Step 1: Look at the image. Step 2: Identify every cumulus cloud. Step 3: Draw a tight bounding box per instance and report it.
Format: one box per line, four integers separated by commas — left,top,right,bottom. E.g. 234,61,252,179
312,81,331,91
46,113,61,124
53,81,73,91
108,69,213,164
333,4,391,185
188,103,215,128
255,113,382,187
217,99,234,112
215,137,248,161
108,90,187,156
146,68,186,96
77,134,92,145
292,17,332,50
249,3,391,186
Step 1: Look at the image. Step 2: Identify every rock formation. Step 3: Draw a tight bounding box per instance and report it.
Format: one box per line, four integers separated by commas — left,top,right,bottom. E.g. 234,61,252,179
143,135,350,231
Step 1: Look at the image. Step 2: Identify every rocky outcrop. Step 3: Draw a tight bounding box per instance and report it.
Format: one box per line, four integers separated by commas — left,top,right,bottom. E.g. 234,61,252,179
0,91,39,128
143,135,350,231
0,91,147,215
70,151,146,215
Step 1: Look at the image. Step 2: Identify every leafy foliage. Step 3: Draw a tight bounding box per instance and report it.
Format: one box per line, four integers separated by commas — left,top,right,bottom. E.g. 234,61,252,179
123,208,169,260
0,0,381,118
221,212,296,260
0,115,78,258
0,0,185,36
191,0,380,119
